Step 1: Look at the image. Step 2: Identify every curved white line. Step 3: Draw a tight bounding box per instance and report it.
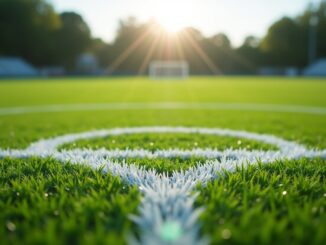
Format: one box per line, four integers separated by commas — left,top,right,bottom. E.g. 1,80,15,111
0,127,325,245
0,103,325,116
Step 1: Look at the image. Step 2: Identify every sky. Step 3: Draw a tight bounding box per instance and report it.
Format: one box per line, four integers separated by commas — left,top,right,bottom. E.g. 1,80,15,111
49,0,323,46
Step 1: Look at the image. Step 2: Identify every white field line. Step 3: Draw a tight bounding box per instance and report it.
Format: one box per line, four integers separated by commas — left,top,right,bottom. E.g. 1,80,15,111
0,127,325,245
0,103,325,116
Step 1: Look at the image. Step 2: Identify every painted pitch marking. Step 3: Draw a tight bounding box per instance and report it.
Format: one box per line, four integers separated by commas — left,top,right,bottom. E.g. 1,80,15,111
0,103,326,116
1,127,325,244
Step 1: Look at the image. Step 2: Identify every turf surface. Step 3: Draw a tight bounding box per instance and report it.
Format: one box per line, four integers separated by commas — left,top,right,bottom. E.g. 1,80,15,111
0,77,325,244
61,132,277,151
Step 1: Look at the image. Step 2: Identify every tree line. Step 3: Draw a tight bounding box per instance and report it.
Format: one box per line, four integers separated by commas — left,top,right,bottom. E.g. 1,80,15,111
1,0,326,74
0,0,91,70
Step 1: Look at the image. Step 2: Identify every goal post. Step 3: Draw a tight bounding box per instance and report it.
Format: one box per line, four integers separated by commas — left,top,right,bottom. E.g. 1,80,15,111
149,60,189,80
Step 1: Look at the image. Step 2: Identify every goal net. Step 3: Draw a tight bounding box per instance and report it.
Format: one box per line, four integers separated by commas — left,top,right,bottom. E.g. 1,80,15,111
149,61,189,80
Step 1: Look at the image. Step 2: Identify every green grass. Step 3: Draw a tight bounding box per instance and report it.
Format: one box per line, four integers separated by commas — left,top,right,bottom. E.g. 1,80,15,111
197,158,326,245
60,133,277,174
61,132,277,151
0,77,326,107
0,76,325,244
0,158,140,245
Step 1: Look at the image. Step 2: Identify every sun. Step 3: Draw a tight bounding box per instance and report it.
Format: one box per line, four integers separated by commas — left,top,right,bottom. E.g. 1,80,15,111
152,1,190,34
158,18,184,34
156,14,186,34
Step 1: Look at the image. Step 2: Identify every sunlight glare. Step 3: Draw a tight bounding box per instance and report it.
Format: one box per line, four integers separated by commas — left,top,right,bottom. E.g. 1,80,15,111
152,0,192,34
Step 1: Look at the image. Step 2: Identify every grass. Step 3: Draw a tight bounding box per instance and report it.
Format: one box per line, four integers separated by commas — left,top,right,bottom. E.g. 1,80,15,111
0,76,325,244
0,77,326,107
0,158,140,245
60,133,277,174
197,158,326,245
61,132,277,151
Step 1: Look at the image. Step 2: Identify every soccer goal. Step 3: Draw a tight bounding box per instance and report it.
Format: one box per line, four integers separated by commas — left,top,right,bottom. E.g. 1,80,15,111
149,60,189,80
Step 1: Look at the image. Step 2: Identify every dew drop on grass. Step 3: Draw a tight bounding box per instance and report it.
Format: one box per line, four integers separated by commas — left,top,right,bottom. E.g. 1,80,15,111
44,193,49,197
282,191,287,196
237,140,242,145
6,221,16,232
160,221,182,242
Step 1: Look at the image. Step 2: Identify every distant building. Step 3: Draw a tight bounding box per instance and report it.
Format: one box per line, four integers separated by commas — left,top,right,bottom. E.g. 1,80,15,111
0,57,38,76
304,59,326,76
76,54,99,74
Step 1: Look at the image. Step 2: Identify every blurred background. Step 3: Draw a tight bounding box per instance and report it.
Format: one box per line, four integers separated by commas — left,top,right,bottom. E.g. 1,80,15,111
0,0,326,77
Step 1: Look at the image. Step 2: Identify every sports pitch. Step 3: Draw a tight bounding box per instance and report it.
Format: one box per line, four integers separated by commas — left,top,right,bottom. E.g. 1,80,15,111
0,76,326,244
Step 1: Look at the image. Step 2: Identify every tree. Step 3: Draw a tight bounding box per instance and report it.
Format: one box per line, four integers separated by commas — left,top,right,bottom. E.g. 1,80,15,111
260,3,326,68
235,36,262,72
0,1,92,70
55,12,92,70
260,17,305,67
298,2,326,63
0,0,61,66
210,33,231,48
243,36,260,48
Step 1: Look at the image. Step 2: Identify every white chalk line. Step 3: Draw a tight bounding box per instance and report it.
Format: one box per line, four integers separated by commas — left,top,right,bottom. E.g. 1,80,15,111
0,103,325,116
0,127,325,245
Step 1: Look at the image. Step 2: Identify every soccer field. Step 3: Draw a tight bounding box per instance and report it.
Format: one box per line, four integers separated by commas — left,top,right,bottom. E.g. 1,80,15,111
0,77,326,244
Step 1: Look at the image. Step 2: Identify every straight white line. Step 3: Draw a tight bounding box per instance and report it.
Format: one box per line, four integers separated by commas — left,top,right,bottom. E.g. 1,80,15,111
0,103,325,116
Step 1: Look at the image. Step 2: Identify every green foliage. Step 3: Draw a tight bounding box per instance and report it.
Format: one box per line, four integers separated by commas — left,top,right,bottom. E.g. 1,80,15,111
1,1,326,72
260,3,326,67
94,2,326,73
261,17,306,67
55,12,92,70
234,36,261,73
0,0,91,69
96,21,248,74
0,0,61,66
